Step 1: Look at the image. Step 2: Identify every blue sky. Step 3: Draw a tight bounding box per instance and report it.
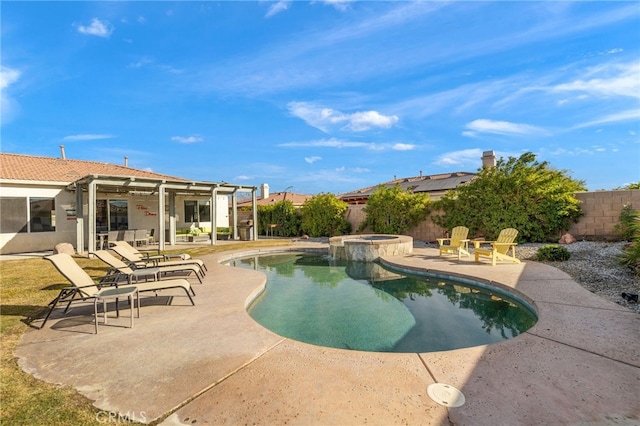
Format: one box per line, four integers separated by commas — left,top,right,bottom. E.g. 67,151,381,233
2,1,639,195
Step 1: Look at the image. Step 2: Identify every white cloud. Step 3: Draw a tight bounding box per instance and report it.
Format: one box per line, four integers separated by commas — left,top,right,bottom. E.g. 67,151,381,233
63,134,114,141
463,119,547,138
572,109,640,129
234,175,253,181
278,137,398,151
266,1,291,18
0,66,20,89
392,143,416,151
319,0,354,11
346,110,399,132
171,135,204,144
552,61,640,98
76,18,113,38
288,102,398,133
433,149,484,167
305,156,322,164
0,66,21,125
279,137,370,149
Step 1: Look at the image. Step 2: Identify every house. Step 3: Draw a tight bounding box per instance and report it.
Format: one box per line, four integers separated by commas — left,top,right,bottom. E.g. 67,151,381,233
0,151,258,254
338,151,496,204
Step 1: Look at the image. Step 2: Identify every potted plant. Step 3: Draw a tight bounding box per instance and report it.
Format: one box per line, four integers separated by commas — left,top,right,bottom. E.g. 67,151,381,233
188,227,201,242
216,227,232,240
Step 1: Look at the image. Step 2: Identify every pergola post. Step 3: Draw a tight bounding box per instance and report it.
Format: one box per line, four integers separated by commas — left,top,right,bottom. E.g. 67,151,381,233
231,189,238,240
168,191,176,246
87,180,97,255
252,187,258,241
75,183,85,254
158,184,166,251
210,186,218,245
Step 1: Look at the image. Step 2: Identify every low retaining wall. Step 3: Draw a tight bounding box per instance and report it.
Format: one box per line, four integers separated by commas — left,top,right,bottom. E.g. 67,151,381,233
329,234,413,261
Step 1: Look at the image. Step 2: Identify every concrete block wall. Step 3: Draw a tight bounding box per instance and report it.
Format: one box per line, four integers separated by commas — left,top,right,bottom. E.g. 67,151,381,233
568,190,640,240
343,189,640,242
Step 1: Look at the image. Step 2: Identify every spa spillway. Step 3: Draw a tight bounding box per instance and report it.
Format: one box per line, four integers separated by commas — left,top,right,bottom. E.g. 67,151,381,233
329,234,413,262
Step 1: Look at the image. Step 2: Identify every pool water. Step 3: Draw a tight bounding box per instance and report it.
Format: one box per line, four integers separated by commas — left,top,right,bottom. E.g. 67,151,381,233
230,252,537,353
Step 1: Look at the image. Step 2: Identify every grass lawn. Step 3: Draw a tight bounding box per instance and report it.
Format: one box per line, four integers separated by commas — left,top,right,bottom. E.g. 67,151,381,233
0,240,292,425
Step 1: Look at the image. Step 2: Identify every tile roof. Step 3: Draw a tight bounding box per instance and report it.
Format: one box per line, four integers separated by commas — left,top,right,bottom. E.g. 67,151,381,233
0,153,188,184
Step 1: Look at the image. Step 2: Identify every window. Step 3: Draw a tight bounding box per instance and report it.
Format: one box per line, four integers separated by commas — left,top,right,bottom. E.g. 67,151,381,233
184,201,198,222
0,197,28,233
109,200,128,230
96,200,108,232
30,197,56,232
96,199,129,231
199,201,211,222
184,200,210,223
0,196,55,233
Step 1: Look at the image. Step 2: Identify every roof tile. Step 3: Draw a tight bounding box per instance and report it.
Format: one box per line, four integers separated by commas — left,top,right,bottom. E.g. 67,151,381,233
0,153,187,183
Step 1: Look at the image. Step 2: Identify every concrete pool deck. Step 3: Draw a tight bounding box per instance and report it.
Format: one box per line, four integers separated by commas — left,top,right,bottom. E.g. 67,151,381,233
16,242,640,425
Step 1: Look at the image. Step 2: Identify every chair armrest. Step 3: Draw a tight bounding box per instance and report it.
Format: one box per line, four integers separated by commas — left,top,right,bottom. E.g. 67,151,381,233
492,242,517,247
163,254,186,260
437,238,451,245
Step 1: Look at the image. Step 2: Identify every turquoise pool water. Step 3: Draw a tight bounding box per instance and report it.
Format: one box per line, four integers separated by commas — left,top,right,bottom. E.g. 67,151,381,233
230,252,537,353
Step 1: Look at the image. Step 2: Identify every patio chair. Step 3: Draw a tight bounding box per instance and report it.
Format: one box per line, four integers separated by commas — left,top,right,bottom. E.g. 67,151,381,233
123,230,136,246
437,226,470,260
134,229,149,247
41,253,195,331
93,249,203,284
474,228,521,266
110,241,207,275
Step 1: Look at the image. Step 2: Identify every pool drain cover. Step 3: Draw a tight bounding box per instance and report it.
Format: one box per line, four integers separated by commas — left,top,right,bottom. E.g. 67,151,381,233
427,383,465,407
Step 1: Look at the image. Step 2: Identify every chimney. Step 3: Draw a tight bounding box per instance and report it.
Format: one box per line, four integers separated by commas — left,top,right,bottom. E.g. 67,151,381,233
260,183,270,200
124,156,129,167
482,150,496,168
59,145,66,159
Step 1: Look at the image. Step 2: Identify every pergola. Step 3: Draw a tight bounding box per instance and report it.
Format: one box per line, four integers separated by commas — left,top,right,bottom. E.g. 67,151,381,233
70,174,258,254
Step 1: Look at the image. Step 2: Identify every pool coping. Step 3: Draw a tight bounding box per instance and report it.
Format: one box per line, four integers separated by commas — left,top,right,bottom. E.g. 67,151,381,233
16,243,640,425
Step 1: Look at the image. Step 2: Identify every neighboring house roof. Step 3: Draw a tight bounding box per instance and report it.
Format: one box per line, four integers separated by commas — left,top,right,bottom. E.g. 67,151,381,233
339,172,476,203
237,191,313,207
0,152,188,184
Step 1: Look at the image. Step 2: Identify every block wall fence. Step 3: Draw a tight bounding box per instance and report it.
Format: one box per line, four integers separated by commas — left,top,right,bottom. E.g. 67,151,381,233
343,189,640,242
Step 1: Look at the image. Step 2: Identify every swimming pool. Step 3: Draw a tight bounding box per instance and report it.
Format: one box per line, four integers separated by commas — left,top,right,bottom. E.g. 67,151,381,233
230,252,537,353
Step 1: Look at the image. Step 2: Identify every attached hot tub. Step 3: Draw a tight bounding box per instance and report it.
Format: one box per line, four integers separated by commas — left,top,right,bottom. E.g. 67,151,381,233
329,234,413,262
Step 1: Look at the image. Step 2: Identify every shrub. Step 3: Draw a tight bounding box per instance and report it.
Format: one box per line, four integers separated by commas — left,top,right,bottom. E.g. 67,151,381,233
619,210,640,277
358,185,430,234
536,245,571,261
301,193,351,237
432,152,585,242
257,201,301,237
614,204,636,241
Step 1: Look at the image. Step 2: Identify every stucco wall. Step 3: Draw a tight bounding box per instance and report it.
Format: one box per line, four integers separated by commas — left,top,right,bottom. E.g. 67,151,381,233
344,189,640,242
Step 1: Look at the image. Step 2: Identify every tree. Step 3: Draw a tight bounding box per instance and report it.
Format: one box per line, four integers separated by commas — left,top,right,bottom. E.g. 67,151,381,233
301,193,351,237
432,152,586,242
614,182,640,190
257,201,301,237
359,185,430,234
